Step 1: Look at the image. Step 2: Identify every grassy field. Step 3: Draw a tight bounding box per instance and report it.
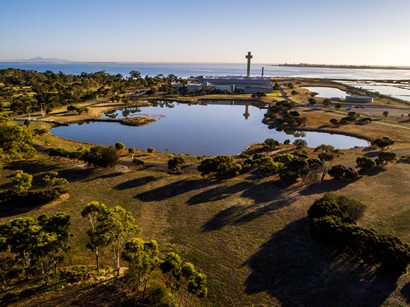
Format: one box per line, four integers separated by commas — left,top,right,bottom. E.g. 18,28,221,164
1,79,410,306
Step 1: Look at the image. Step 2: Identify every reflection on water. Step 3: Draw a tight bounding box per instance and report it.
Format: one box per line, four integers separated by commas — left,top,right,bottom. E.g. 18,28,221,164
303,87,348,98
51,101,368,156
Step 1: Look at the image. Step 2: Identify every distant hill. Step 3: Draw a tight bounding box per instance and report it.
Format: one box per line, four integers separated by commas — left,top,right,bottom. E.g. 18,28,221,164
2,57,72,63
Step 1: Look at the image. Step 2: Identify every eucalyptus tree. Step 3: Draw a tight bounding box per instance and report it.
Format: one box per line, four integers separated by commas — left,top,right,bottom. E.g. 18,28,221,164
82,203,141,274
0,120,35,160
314,144,342,182
0,212,72,284
160,252,208,303
35,213,72,284
122,238,160,297
81,201,109,269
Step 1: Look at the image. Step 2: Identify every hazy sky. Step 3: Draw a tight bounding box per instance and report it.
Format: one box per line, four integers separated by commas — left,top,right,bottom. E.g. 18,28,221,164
1,0,410,65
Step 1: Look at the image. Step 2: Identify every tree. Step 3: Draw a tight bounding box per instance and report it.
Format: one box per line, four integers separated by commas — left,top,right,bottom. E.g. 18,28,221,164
81,201,109,269
0,213,72,285
168,156,186,173
11,170,32,193
0,217,39,278
67,105,77,113
122,238,160,297
160,252,208,303
314,144,342,182
97,206,141,275
252,156,280,176
83,145,120,168
328,165,358,181
129,70,142,79
383,111,389,118
0,120,35,160
322,99,331,107
35,213,72,285
42,171,68,192
376,151,397,165
197,156,242,178
308,98,317,106
330,118,338,125
264,138,279,150
371,137,394,151
335,103,341,110
293,139,307,151
356,156,377,172
115,142,126,151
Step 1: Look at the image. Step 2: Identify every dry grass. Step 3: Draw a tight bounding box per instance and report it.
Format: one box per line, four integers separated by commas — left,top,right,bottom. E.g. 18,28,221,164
1,151,410,306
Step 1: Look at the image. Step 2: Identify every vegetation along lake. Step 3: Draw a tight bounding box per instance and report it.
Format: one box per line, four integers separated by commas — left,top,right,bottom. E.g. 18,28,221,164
50,101,368,155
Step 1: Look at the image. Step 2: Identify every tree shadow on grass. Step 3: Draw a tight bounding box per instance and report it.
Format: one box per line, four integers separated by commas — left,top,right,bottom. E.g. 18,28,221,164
113,176,157,190
134,179,213,202
1,161,102,190
82,172,124,182
187,181,252,206
401,282,410,304
201,184,300,231
0,204,41,218
298,180,351,196
244,218,399,306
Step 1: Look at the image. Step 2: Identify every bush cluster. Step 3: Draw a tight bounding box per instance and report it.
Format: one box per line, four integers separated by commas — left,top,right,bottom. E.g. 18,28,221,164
47,145,119,168
308,193,410,275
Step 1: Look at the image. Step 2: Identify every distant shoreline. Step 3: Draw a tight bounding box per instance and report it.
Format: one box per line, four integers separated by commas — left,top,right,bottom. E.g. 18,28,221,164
276,63,410,70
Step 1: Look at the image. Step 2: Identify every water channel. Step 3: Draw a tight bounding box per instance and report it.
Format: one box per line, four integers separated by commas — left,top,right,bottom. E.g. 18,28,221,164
50,101,368,156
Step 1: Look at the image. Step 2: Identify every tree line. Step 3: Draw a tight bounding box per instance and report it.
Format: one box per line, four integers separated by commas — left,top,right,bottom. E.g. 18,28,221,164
307,193,410,276
0,68,187,116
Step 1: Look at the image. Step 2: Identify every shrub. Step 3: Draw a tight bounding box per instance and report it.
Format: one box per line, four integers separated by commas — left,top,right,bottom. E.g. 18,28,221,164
371,137,394,150
197,155,242,178
308,193,366,223
376,151,397,165
356,156,376,172
330,118,338,125
147,147,155,153
115,142,126,151
83,146,120,168
47,147,72,158
132,158,145,169
328,165,358,181
168,156,186,173
279,170,299,186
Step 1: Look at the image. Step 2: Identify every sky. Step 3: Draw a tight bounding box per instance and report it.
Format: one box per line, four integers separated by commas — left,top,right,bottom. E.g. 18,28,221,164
1,0,410,65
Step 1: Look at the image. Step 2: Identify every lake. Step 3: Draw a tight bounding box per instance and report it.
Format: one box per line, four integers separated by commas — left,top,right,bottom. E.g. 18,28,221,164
303,87,348,98
50,101,368,156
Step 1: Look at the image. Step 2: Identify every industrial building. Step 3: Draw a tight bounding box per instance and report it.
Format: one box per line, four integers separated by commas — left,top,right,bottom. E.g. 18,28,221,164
196,76,273,94
185,52,273,94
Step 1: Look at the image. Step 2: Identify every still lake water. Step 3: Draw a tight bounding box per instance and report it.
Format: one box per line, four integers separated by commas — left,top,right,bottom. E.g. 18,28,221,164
303,87,348,98
50,102,368,156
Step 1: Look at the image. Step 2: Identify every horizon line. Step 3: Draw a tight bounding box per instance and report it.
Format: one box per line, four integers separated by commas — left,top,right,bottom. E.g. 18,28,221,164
1,60,410,68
